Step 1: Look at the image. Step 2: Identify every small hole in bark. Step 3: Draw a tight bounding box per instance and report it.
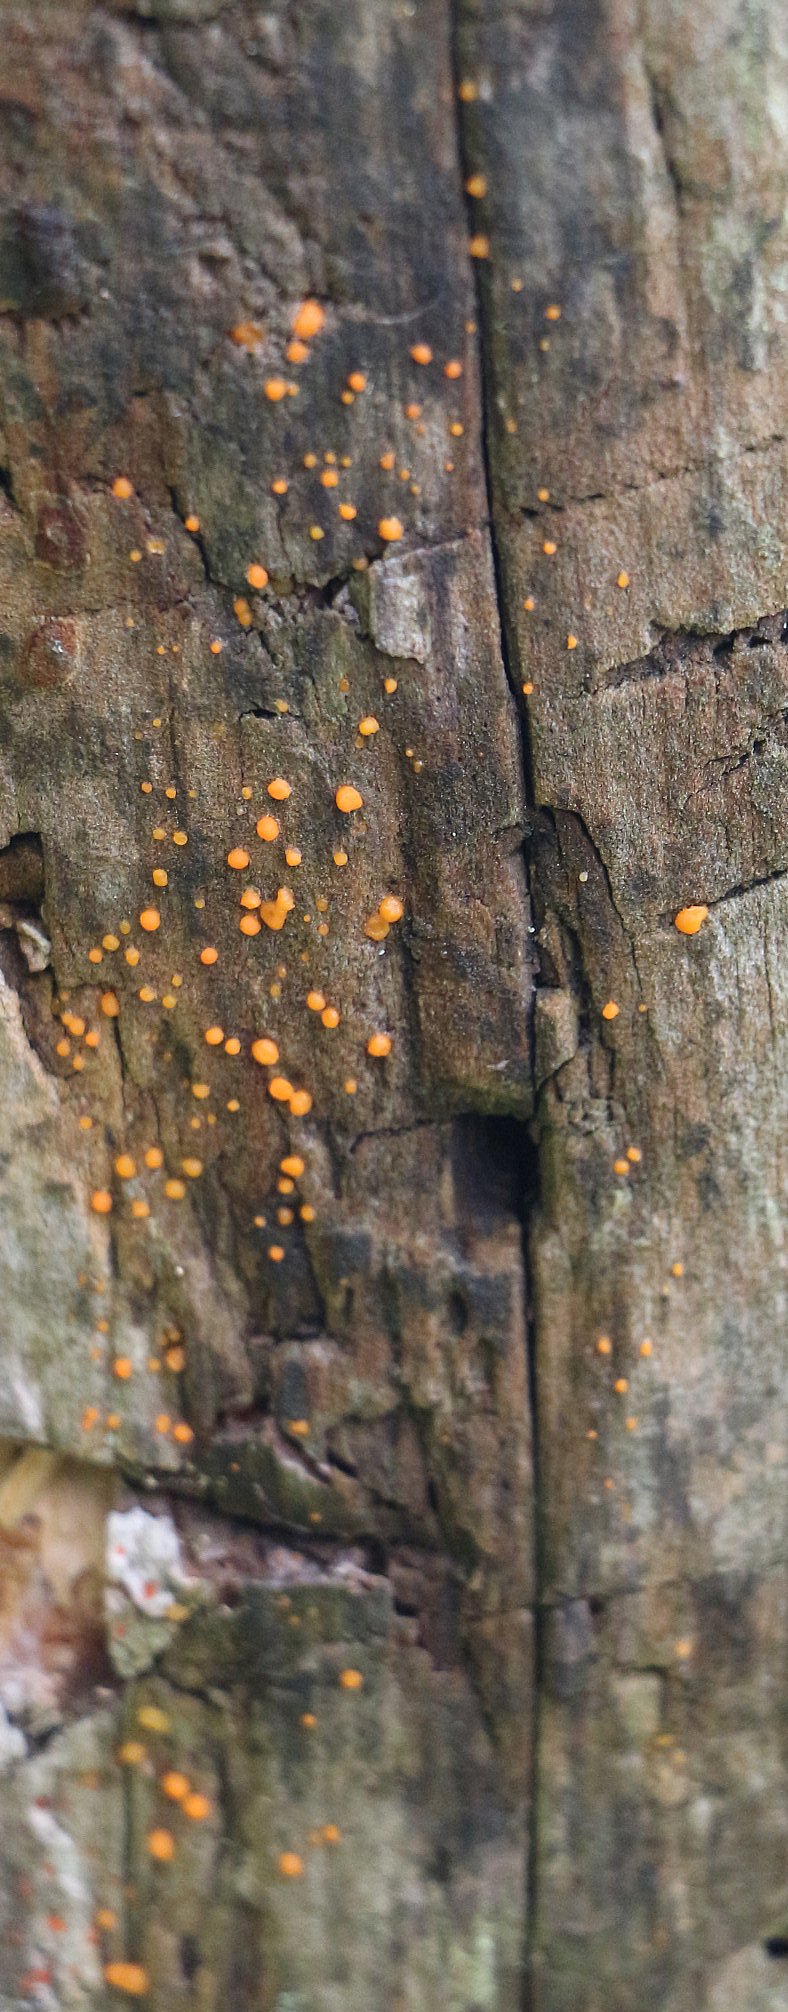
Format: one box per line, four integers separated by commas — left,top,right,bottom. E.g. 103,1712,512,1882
429,1841,452,1884
0,834,49,982
451,1115,538,1233
180,1935,202,1981
448,1288,469,1334
764,1938,788,1958
0,832,44,904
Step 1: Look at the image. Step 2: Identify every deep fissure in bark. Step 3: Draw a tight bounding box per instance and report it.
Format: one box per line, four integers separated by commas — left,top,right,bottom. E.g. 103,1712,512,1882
449,7,545,1996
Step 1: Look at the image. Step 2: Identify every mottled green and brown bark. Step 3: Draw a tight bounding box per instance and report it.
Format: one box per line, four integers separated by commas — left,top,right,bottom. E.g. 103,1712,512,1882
0,1,786,2009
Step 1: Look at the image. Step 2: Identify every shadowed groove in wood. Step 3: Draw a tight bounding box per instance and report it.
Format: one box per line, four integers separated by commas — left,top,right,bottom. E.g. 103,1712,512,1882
449,7,545,2002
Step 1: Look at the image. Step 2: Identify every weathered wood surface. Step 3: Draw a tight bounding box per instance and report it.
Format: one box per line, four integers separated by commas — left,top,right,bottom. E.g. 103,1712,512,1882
0,0,785,2007
455,2,788,2002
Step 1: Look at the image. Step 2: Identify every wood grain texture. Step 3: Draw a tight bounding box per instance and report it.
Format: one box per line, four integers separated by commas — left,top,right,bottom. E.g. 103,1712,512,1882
0,1,533,2005
457,0,788,2003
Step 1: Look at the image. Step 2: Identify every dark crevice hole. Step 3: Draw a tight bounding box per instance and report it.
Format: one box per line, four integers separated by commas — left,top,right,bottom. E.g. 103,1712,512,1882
325,1446,358,1479
450,1113,539,1234
180,1935,202,1982
448,1287,469,1335
0,831,45,904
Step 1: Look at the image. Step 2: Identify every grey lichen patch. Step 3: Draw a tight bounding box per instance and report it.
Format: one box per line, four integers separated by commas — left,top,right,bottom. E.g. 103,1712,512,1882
0,980,112,1448
106,1504,206,1677
0,1709,124,2009
362,548,432,662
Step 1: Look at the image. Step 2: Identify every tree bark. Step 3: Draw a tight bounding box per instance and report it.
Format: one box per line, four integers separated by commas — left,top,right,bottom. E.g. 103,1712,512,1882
0,1,785,2008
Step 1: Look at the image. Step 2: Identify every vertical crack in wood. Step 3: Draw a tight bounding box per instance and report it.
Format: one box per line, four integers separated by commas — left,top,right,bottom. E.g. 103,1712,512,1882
447,5,543,2001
